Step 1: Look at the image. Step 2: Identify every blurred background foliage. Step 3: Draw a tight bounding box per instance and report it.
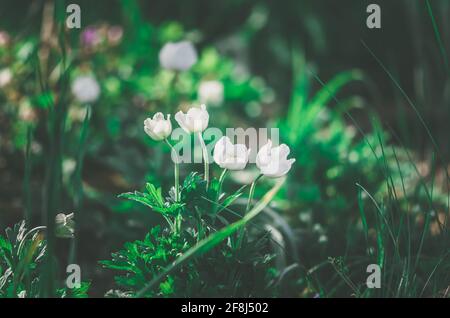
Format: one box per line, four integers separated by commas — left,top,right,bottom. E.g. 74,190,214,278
0,0,449,297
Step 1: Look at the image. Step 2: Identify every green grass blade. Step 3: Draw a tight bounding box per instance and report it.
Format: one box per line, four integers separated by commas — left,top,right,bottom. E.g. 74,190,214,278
425,0,449,72
357,187,369,253
361,39,450,211
23,126,33,227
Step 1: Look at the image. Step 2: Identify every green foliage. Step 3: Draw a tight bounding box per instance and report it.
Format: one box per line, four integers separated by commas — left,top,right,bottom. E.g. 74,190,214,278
119,183,183,216
2,0,450,299
0,221,90,298
103,176,284,297
101,226,276,298
0,221,45,298
278,51,383,224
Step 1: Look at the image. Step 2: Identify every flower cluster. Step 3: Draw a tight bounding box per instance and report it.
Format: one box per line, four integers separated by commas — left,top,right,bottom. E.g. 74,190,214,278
144,105,295,179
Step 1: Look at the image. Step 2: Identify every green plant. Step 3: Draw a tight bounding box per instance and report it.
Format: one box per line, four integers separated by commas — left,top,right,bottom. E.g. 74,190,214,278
0,220,89,298
101,97,294,297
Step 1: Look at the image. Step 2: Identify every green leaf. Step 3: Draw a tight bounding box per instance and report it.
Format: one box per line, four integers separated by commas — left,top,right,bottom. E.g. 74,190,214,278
0,236,12,254
119,183,183,216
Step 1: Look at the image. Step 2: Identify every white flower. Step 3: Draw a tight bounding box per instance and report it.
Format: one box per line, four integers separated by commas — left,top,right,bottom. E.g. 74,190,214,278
159,41,198,71
256,140,295,178
198,80,224,106
71,75,100,103
0,68,12,87
55,213,75,239
175,104,209,133
144,113,172,141
213,136,250,170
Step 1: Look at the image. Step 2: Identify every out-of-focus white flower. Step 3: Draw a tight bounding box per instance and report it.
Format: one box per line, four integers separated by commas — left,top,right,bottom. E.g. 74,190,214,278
0,31,10,47
256,140,295,178
144,112,172,141
18,103,37,122
213,136,250,170
198,80,224,106
55,213,75,239
0,68,12,87
71,75,100,103
318,235,328,243
159,41,197,71
175,104,209,133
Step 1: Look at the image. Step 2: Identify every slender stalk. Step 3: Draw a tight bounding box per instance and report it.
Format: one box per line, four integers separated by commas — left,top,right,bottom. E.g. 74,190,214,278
164,139,180,202
23,126,33,228
69,105,91,265
175,214,182,235
218,169,228,196
213,169,228,214
246,174,263,212
165,139,182,235
197,132,210,187
237,174,263,249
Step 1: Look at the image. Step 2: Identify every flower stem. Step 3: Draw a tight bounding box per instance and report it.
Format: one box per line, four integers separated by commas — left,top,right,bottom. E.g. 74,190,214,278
236,174,263,250
165,139,180,202
214,169,228,214
218,168,228,195
246,174,263,213
197,132,209,188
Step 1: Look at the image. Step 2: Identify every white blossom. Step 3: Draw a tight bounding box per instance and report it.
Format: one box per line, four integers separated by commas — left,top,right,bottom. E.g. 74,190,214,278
144,113,172,141
256,140,295,178
159,41,198,71
213,136,250,170
198,80,224,106
71,75,100,103
175,104,209,133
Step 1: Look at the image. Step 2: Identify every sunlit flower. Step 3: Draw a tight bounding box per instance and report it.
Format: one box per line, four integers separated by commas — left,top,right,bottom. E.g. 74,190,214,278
55,213,75,239
198,80,224,106
256,140,295,178
175,104,209,133
71,75,100,103
159,41,198,71
144,113,172,141
0,68,12,87
213,136,250,170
